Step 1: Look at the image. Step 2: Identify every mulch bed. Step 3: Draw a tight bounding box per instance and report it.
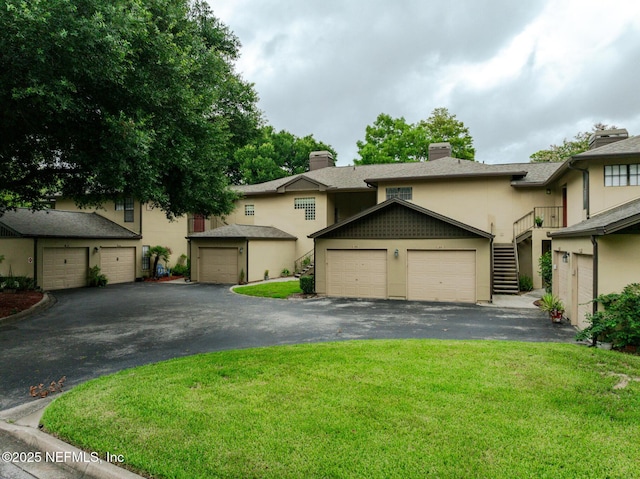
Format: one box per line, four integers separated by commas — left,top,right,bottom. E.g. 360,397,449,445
0,291,44,319
143,275,184,283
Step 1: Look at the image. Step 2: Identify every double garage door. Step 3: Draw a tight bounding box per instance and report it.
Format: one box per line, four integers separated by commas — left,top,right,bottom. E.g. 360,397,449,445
199,248,238,284
326,249,476,303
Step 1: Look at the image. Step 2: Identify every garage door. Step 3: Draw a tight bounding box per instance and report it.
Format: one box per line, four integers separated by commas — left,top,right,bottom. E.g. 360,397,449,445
101,247,136,284
199,248,238,283
407,250,476,303
43,247,88,290
575,254,593,330
326,250,387,299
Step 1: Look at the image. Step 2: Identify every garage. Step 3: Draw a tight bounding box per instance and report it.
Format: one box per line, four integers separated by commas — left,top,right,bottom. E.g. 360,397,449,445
326,249,387,299
199,247,238,284
407,250,476,303
100,247,136,284
43,247,88,290
555,251,570,306
575,254,593,329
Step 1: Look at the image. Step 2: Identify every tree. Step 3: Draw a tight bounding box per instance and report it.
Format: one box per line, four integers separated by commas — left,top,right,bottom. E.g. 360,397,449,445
235,126,337,184
529,123,616,163
355,108,475,165
147,245,171,279
0,0,261,217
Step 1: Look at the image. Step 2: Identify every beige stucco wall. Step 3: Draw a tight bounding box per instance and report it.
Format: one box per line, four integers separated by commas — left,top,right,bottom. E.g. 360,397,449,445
247,240,296,282
223,192,326,258
376,178,555,242
314,237,491,303
597,235,640,296
189,239,246,283
588,158,640,215
55,198,143,234
140,206,189,266
0,238,35,277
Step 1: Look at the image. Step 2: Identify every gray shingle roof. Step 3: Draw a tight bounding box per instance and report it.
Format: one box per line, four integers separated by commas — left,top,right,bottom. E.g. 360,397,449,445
189,224,296,240
550,197,640,237
234,158,563,195
573,135,640,159
0,209,141,238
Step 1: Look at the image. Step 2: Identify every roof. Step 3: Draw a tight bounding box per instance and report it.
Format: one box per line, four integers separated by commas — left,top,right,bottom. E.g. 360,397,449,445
234,157,563,195
188,224,297,240
549,197,640,237
573,135,640,159
309,197,493,239
0,209,141,239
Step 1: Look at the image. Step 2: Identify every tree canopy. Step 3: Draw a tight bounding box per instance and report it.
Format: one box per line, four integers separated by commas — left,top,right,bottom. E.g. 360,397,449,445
0,0,261,217
235,126,337,184
529,123,616,163
355,108,475,165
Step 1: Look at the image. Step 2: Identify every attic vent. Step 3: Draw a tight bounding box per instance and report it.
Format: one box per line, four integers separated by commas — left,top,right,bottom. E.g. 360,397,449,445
588,128,628,150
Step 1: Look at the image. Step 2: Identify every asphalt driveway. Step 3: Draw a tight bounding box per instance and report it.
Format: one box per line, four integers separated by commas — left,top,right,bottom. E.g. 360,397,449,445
0,282,576,410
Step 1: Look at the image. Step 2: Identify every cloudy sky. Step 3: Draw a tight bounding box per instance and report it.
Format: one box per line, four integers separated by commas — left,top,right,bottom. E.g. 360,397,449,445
211,0,640,166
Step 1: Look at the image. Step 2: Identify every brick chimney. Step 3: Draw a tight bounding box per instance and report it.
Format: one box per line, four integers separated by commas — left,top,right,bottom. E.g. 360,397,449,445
428,142,452,161
588,128,628,150
309,150,335,171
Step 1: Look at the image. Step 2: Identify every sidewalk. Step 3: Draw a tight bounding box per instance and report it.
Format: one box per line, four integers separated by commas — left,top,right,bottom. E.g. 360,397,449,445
0,399,144,479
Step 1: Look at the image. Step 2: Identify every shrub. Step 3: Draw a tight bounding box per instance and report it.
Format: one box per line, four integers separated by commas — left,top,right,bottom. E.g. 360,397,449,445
0,275,35,291
539,293,564,313
519,275,533,292
88,266,108,287
300,275,314,295
538,251,552,293
147,245,171,278
575,283,640,349
281,268,290,277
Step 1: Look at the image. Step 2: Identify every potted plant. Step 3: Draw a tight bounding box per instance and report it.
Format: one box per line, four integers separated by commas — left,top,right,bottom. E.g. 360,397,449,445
535,216,544,228
539,293,564,322
264,269,269,281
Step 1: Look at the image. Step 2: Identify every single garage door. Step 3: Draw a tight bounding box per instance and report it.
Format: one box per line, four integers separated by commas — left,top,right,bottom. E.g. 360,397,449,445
575,254,593,330
326,250,387,299
199,247,238,283
407,250,476,303
42,247,88,290
101,247,136,284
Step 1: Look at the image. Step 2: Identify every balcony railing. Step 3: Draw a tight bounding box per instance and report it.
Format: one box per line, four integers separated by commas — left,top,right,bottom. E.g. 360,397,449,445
514,206,564,240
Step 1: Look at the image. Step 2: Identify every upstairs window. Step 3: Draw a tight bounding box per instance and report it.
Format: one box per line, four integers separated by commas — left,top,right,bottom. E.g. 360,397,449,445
605,164,640,187
115,197,135,222
244,204,255,216
386,187,413,200
294,197,316,220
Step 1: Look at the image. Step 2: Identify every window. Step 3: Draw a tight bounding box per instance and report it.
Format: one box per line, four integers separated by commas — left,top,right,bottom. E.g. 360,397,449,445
245,204,255,216
142,245,150,271
115,197,134,222
294,197,316,220
386,187,412,200
605,164,640,187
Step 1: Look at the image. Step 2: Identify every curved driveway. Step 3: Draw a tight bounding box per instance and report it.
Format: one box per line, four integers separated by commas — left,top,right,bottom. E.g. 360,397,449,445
0,282,576,410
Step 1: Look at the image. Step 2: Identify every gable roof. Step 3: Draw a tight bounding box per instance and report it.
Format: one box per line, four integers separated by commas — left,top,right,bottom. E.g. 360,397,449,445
234,158,563,196
188,224,296,240
549,197,640,238
309,197,493,239
573,135,640,159
0,209,141,239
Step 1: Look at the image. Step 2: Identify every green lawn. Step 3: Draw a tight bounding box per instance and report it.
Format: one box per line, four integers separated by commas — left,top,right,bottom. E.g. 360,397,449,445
233,280,301,298
42,340,640,479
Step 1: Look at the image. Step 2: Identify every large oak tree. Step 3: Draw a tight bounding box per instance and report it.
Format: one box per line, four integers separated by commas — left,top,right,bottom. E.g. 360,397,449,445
0,0,261,217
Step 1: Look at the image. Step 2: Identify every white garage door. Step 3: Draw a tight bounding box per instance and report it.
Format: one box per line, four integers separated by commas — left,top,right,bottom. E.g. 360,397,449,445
326,250,387,299
576,254,593,330
407,250,476,303
199,248,238,284
43,247,88,290
101,247,136,284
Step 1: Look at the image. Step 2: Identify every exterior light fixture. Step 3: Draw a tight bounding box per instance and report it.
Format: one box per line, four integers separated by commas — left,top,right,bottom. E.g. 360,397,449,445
562,252,569,263
394,249,399,258
546,188,552,195
93,247,100,254
239,247,243,254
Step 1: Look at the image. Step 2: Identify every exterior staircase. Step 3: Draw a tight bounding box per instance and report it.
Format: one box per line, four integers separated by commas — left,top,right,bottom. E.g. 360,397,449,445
294,262,314,278
493,243,519,295
294,250,315,278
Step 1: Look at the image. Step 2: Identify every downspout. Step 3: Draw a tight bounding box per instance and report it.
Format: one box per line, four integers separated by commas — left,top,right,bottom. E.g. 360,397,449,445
187,239,191,282
139,202,143,235
33,237,38,289
567,160,590,219
591,235,598,315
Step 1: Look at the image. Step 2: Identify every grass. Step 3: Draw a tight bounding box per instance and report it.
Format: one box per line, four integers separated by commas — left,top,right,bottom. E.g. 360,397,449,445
42,340,640,479
233,280,301,298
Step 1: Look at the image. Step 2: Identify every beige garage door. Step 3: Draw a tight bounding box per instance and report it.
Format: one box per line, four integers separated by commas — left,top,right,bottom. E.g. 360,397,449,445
407,250,476,303
326,250,387,299
556,251,570,307
43,247,88,290
575,254,593,330
101,247,136,284
199,248,238,283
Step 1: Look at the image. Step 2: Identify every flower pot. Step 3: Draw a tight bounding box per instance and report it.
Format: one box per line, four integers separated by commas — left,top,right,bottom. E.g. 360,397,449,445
550,310,563,323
